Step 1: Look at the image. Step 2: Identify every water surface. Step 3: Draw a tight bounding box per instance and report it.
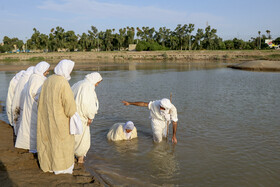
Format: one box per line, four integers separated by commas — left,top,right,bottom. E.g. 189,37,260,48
1,62,279,186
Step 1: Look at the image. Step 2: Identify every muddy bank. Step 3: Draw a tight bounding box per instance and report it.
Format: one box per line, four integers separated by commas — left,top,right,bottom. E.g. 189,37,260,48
0,120,104,186
228,60,280,71
0,50,280,63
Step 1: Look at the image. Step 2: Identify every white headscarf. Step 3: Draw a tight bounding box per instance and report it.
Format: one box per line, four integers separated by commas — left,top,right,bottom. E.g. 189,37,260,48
14,70,25,81
24,66,35,76
54,59,75,80
85,72,102,84
34,61,50,77
123,121,134,140
160,98,172,110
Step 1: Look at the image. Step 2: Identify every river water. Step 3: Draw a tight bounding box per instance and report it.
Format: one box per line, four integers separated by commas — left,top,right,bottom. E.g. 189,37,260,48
0,62,279,186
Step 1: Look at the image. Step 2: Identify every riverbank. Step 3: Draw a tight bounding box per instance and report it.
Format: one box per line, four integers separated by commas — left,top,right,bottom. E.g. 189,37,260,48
0,50,280,63
0,120,104,186
228,60,280,71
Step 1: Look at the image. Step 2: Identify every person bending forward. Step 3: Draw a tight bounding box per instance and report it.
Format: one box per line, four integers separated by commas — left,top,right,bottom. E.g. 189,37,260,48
122,98,178,144
71,72,102,163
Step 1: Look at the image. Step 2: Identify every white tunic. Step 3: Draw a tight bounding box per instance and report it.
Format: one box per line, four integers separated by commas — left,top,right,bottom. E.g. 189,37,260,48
148,100,178,142
6,71,24,125
15,73,47,151
72,79,99,157
11,67,34,135
107,123,138,141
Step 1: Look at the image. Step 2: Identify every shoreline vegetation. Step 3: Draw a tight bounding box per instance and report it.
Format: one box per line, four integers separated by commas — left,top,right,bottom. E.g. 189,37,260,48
0,120,105,186
0,50,280,63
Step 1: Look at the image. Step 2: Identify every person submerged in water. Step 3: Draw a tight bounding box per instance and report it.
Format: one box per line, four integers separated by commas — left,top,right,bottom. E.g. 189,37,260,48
107,121,137,141
122,98,178,144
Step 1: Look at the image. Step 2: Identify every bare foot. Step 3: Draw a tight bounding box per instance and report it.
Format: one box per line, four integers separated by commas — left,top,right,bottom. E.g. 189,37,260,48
77,156,84,164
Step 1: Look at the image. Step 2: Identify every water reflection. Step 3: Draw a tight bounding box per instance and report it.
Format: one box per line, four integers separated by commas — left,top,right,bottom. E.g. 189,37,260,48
0,63,280,186
149,143,179,180
109,138,139,154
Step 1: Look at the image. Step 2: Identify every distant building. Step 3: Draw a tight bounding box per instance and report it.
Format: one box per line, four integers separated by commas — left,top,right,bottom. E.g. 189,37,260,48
128,44,136,51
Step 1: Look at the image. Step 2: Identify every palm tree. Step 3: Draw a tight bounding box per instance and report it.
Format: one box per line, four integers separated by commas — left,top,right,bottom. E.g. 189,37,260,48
266,30,271,39
258,31,261,49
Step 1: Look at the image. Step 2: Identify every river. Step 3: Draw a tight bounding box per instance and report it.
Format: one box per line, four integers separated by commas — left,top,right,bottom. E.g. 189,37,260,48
0,62,279,186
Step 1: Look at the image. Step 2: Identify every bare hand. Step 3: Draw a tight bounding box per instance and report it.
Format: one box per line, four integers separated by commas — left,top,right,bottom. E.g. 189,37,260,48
87,119,92,126
122,101,130,106
172,136,177,144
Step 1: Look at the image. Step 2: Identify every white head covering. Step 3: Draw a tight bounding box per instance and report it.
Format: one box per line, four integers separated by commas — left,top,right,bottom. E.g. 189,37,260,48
54,59,75,80
14,70,25,81
24,66,35,76
160,98,172,110
123,121,134,130
34,61,50,77
123,121,134,140
85,72,103,84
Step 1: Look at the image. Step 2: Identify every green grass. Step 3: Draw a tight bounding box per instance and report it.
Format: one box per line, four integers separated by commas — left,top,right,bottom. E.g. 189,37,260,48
2,57,20,62
267,54,280,60
27,57,45,61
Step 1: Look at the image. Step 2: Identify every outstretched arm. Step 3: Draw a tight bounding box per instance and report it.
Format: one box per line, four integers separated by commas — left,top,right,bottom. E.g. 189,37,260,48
172,121,178,144
122,100,149,107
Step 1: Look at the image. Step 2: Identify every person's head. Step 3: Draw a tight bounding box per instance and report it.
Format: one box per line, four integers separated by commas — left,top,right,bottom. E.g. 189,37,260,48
85,72,103,87
123,121,134,133
14,70,25,81
54,59,75,80
160,98,172,111
34,61,50,77
24,66,35,76
43,69,50,77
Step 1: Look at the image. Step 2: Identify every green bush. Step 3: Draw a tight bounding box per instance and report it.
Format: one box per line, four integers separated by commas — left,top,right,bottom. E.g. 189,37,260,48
136,41,169,51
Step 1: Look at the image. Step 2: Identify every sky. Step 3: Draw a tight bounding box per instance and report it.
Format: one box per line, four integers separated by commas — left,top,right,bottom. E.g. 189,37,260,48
1,0,280,42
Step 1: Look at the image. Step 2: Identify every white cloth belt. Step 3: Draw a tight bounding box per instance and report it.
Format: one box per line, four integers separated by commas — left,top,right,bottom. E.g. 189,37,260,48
70,112,83,135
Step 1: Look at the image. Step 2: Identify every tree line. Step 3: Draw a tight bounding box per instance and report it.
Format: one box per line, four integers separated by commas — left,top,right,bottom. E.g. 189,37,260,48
1,24,279,53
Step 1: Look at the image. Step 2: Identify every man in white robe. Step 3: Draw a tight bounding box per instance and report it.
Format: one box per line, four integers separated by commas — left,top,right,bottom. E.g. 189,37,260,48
71,72,102,163
6,70,25,126
122,98,178,143
37,59,77,175
107,121,137,141
15,61,50,152
11,66,35,135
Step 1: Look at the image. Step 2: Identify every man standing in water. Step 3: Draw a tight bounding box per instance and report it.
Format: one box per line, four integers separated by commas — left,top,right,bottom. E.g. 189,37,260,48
122,98,178,144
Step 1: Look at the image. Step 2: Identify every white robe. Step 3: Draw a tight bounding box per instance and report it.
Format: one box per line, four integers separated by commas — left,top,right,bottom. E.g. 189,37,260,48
107,123,138,141
148,100,178,142
6,71,24,125
15,74,46,151
71,79,99,157
11,70,34,135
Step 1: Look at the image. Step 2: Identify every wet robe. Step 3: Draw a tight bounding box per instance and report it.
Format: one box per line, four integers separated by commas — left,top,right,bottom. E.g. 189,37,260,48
6,71,24,125
148,100,178,142
107,123,137,141
37,74,76,172
11,67,34,135
15,73,47,151
72,79,99,157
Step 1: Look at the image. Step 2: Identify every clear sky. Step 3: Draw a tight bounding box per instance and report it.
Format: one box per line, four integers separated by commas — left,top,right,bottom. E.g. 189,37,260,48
1,0,280,42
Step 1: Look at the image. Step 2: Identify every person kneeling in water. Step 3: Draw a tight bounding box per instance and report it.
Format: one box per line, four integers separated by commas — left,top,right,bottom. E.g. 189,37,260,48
107,121,137,141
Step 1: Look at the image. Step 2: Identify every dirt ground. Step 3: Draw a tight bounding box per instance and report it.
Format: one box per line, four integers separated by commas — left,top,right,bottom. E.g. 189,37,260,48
0,120,105,187
0,50,280,63
228,60,280,71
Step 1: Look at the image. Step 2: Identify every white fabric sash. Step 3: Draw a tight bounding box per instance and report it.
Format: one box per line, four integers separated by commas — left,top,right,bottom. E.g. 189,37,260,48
70,112,83,135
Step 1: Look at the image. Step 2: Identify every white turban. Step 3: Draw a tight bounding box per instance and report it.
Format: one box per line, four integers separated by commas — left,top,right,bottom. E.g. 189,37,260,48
85,72,103,84
34,61,50,77
14,70,25,81
123,121,135,131
54,59,75,80
160,98,172,110
24,66,35,76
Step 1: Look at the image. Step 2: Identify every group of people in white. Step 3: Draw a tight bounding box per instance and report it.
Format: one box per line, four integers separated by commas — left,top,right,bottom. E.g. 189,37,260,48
6,59,178,175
